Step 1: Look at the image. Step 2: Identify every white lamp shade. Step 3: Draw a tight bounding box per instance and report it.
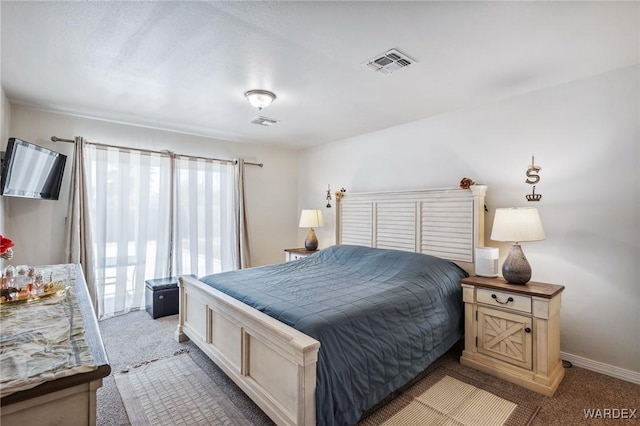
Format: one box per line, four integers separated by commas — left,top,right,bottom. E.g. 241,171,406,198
490,207,545,242
299,209,323,228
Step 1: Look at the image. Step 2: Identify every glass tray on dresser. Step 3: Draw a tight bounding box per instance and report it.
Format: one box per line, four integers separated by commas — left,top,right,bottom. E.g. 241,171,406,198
0,282,68,305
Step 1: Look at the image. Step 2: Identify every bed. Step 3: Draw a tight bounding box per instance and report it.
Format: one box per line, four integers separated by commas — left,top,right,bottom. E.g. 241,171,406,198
175,186,487,426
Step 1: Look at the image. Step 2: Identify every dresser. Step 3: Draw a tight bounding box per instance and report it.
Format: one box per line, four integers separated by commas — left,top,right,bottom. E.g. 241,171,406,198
0,264,110,426
460,276,565,396
284,248,318,261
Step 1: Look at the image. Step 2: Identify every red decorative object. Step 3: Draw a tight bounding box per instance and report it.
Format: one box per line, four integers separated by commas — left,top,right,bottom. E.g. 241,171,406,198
0,235,14,260
459,177,475,190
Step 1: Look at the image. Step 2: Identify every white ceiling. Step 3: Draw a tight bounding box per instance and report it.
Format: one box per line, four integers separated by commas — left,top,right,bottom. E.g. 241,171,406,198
1,1,638,149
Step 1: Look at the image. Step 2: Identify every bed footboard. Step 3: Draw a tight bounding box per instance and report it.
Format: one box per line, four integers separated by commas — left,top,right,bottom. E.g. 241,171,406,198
175,275,320,426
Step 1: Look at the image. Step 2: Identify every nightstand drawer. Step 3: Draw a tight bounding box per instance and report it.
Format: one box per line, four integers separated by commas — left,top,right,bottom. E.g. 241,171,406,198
477,288,531,313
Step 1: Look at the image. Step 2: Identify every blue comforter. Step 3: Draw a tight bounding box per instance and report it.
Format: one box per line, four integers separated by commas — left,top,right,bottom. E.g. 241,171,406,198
199,245,467,426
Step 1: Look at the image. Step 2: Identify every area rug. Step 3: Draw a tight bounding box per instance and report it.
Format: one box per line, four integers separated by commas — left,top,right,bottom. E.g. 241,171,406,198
359,367,540,426
115,353,252,426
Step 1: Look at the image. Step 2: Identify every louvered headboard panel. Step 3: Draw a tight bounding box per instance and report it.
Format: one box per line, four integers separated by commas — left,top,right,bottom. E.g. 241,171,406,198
337,186,487,269
339,200,373,247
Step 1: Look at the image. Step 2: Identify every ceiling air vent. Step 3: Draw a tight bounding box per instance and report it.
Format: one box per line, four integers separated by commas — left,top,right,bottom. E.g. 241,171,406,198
251,116,280,126
362,48,415,74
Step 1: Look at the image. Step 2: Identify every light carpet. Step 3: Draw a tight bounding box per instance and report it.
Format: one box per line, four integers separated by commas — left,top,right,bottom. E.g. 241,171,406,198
359,367,539,426
115,353,251,426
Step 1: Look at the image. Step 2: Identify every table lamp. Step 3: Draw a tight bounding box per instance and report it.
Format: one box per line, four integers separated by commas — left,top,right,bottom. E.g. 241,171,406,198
299,209,323,251
490,207,545,285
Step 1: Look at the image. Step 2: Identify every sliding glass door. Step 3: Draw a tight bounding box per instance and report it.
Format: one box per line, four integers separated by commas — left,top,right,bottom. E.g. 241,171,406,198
85,146,237,319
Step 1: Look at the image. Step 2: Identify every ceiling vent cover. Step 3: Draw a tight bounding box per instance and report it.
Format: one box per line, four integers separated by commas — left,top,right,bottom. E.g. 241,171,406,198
251,116,280,126
362,48,415,74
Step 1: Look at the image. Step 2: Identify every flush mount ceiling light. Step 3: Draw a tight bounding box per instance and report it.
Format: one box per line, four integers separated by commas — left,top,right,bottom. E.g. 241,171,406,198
244,89,276,110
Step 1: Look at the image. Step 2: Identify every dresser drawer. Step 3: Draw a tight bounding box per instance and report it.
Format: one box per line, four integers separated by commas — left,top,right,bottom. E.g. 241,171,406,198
477,288,531,313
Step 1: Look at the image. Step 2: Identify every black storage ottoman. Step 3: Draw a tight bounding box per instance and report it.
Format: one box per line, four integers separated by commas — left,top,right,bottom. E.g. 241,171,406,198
145,275,196,319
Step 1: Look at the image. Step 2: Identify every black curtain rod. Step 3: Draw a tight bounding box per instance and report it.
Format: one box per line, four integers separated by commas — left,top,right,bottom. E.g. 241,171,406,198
50,136,264,167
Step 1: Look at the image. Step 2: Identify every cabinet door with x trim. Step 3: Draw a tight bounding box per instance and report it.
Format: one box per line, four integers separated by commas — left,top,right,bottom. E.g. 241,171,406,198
477,306,533,370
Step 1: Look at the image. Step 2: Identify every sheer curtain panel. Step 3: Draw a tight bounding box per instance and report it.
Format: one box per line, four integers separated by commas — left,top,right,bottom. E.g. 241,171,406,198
86,146,172,318
174,156,236,277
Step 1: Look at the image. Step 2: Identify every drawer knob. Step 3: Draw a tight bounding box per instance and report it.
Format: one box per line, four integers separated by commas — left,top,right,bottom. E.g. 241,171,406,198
524,327,532,333
491,293,514,304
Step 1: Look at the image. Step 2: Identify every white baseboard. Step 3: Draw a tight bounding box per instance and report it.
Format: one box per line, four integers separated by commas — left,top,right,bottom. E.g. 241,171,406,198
561,352,640,385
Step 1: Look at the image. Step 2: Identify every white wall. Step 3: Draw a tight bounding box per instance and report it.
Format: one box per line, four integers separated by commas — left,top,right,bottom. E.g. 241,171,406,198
298,66,640,374
5,105,299,268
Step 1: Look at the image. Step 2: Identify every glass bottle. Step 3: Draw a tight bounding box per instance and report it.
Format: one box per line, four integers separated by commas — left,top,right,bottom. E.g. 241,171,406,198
4,265,15,289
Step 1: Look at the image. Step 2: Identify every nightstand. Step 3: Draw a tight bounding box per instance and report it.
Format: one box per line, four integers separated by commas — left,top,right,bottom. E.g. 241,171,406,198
460,276,565,396
284,248,318,261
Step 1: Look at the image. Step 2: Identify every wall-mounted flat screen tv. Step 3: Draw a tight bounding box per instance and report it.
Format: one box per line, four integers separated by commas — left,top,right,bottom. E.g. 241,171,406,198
1,138,67,200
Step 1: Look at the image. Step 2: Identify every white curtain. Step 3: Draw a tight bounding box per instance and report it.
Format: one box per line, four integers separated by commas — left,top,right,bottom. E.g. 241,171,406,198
173,156,235,276
86,146,172,319
82,144,243,318
64,137,97,310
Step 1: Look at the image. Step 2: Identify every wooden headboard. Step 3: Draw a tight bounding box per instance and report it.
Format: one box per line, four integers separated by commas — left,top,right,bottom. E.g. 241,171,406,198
336,186,487,272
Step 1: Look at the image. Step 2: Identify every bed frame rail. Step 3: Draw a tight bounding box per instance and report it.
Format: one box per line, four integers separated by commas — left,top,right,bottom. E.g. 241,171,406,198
175,275,320,426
